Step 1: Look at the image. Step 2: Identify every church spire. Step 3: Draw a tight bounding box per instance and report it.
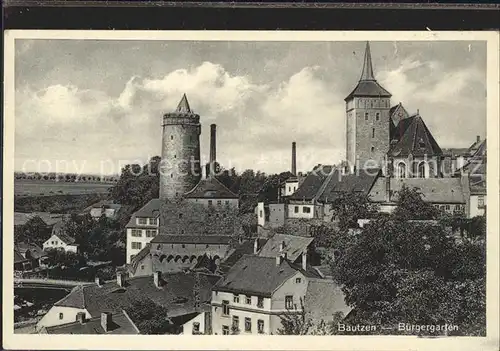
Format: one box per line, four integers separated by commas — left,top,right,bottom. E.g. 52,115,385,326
176,93,192,113
359,41,375,81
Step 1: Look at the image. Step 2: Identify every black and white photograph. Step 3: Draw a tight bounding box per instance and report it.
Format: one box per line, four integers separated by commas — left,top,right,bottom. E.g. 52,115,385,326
2,30,499,351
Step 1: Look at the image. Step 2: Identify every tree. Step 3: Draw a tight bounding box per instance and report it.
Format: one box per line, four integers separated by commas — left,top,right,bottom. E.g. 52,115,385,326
392,185,440,220
14,216,51,247
126,298,176,334
330,188,486,336
328,191,379,230
276,299,312,335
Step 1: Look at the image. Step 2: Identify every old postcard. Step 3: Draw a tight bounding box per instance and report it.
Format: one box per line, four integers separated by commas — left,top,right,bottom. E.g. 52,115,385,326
2,30,499,351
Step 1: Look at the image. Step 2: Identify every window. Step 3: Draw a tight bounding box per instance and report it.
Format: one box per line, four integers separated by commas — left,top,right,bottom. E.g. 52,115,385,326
294,206,299,213
417,162,426,178
140,265,145,270
192,322,200,334
259,210,263,218
365,112,369,120
59,313,64,320
170,135,173,140
149,218,158,225
233,294,240,303
445,205,451,211
232,316,239,330
295,277,302,284
131,242,142,250
302,207,311,214
138,218,147,225
182,244,186,248
246,295,252,305
257,320,264,334
217,200,222,206
131,229,142,237
208,200,213,206
372,128,375,138
376,112,380,121
288,186,291,192
397,163,406,178
146,229,156,238
257,297,264,308
285,295,294,309
178,213,183,219
225,200,229,205
371,146,375,153
222,300,230,316
245,317,252,332
222,325,230,335
478,196,485,208
174,155,177,159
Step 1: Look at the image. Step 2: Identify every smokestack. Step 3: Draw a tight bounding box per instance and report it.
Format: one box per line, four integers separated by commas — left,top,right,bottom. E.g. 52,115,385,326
279,241,285,253
476,135,480,143
254,238,259,254
101,312,112,332
301,251,307,271
291,142,297,175
154,271,162,288
209,124,217,177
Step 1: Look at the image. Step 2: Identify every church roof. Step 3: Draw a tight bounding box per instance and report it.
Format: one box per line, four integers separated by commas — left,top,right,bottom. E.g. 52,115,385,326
345,42,391,100
389,102,410,119
388,114,442,157
184,176,238,199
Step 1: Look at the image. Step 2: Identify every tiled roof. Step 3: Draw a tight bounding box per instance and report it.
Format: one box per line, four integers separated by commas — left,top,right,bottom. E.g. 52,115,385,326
214,255,318,297
257,234,313,262
388,115,442,157
51,221,76,245
82,200,122,213
176,93,192,113
125,199,162,228
14,250,28,264
184,177,238,199
317,169,381,203
456,139,486,177
54,272,221,318
389,102,409,119
369,177,466,204
15,242,46,259
219,239,268,274
304,279,352,323
150,235,233,245
43,310,140,334
289,165,335,201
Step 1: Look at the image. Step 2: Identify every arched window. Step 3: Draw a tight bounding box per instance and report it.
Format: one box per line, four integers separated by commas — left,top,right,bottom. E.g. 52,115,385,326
397,162,406,178
417,162,426,178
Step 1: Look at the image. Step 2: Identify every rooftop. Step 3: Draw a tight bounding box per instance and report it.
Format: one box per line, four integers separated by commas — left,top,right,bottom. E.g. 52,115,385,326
150,235,234,245
289,165,335,201
125,199,162,228
184,177,238,199
42,310,140,335
218,238,268,274
214,254,320,297
14,212,68,227
54,272,221,318
304,279,352,323
389,114,442,157
257,234,313,262
317,169,381,203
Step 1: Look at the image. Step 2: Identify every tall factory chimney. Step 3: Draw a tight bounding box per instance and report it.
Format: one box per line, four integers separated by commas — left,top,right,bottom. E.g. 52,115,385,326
207,124,217,178
291,142,297,176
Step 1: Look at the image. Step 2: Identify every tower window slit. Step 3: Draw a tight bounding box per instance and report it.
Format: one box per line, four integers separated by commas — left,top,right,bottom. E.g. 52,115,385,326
372,128,375,138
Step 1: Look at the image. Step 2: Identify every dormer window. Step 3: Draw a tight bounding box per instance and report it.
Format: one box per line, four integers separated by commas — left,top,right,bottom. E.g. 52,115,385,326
365,113,369,120
418,138,426,148
376,113,380,121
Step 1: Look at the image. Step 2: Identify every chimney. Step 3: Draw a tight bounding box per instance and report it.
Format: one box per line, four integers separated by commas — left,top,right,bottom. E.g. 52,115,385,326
291,142,297,176
476,135,480,143
301,251,307,271
253,238,259,254
116,272,124,287
101,312,112,333
275,255,282,266
209,124,217,178
95,277,101,287
76,312,86,324
153,271,162,288
279,240,285,253
385,176,391,202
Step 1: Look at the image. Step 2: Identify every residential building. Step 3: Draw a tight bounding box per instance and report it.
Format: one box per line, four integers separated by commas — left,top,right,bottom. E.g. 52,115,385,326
184,177,239,208
180,310,211,335
125,199,161,263
14,242,48,272
211,254,325,335
43,220,78,253
36,271,220,331
39,310,140,335
82,200,123,220
14,212,68,227
256,234,313,266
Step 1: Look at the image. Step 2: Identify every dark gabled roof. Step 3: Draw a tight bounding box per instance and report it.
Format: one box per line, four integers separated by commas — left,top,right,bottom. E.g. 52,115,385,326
389,102,409,119
15,242,46,259
43,310,140,335
125,199,162,228
288,165,335,201
14,250,28,264
218,239,268,274
388,115,442,157
150,235,233,245
214,255,318,297
184,177,238,199
51,221,76,245
317,169,381,203
257,234,313,262
54,272,221,318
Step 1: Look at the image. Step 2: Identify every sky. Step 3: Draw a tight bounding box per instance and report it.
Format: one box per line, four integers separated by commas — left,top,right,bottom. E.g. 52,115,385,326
14,39,487,175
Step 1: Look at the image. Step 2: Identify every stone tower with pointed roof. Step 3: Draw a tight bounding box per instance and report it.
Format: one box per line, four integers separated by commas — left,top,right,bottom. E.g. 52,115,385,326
345,42,392,172
159,94,202,200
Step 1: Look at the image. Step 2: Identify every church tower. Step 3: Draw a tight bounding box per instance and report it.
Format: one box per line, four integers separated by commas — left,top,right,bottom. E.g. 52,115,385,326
159,94,202,201
345,42,392,172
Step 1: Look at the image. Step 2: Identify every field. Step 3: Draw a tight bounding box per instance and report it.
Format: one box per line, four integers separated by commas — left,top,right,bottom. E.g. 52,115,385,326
14,180,114,197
